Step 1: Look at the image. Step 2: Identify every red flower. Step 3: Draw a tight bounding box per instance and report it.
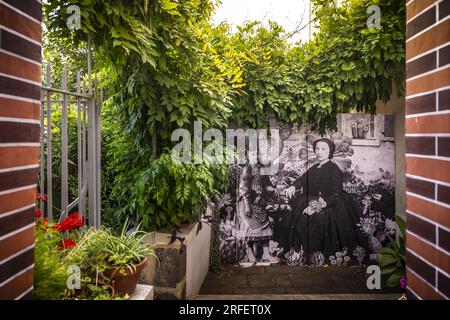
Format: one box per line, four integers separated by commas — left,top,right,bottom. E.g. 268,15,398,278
53,222,65,232
64,213,84,231
35,209,42,218
53,213,84,232
57,238,76,249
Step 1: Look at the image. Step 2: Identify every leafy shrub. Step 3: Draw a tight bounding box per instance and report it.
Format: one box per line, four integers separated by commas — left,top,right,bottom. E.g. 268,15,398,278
33,226,69,300
108,150,229,230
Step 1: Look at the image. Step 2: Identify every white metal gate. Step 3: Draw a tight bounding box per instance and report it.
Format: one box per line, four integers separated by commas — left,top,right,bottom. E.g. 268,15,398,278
39,62,101,228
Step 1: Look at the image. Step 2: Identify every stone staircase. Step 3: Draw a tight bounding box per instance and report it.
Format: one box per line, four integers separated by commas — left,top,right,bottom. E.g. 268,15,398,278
194,265,404,300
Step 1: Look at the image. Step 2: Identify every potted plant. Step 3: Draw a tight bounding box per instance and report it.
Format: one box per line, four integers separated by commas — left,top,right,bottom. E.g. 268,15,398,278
65,220,155,297
101,221,156,295
351,120,370,139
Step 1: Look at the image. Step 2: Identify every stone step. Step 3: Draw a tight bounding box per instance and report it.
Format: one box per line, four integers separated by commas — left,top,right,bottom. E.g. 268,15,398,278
130,284,154,300
193,293,404,300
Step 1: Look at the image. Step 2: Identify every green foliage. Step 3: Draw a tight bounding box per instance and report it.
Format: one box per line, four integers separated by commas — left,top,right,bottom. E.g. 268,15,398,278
211,21,294,128
214,0,405,132
378,215,406,288
63,229,130,299
47,105,80,204
33,227,68,300
71,281,128,300
44,0,238,149
65,222,154,273
34,221,152,300
63,224,153,299
107,146,229,230
45,0,238,230
102,221,156,268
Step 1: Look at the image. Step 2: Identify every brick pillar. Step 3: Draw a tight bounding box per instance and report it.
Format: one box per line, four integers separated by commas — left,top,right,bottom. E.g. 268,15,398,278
405,0,450,300
0,1,42,299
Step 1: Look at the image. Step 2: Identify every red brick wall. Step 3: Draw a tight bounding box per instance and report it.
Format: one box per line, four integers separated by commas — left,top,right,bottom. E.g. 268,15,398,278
0,0,42,300
405,0,450,300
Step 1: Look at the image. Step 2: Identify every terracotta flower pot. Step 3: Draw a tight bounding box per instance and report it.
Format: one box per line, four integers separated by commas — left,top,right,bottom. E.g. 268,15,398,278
104,258,147,296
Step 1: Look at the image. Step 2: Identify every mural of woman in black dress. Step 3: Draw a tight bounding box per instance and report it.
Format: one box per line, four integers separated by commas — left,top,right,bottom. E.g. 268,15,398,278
283,138,368,265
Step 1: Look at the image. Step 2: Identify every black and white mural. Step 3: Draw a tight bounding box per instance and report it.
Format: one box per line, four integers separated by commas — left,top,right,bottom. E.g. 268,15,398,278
218,113,396,267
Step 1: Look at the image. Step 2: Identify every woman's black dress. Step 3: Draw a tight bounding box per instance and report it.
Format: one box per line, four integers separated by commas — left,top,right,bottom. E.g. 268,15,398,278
286,161,367,264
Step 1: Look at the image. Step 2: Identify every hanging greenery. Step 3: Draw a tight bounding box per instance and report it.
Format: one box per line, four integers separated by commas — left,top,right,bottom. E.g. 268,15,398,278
215,0,405,132
45,0,242,150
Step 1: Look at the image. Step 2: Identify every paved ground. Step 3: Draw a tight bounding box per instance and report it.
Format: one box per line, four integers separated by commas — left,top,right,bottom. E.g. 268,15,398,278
194,294,404,300
198,265,404,299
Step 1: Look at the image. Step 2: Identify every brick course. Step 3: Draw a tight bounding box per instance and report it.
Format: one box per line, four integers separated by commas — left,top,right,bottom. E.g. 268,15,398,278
0,0,41,300
406,0,450,300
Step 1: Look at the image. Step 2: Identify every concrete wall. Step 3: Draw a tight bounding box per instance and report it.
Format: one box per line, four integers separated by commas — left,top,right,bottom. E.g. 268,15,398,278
376,88,406,218
186,222,211,299
141,216,212,299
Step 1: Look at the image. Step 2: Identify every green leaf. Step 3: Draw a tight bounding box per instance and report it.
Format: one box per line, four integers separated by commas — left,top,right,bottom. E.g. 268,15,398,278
378,247,396,256
162,0,179,13
379,254,398,267
381,265,399,275
396,215,406,239
386,270,404,288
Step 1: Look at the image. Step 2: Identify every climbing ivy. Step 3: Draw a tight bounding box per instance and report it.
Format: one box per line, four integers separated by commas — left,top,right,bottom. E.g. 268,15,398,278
214,0,405,132
45,0,242,150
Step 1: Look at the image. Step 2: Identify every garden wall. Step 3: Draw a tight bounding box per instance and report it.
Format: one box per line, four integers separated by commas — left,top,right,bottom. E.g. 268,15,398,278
0,0,42,300
141,217,212,300
404,0,450,300
376,88,406,218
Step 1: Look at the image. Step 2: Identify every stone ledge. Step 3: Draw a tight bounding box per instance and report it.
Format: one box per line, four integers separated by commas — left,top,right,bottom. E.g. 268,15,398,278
145,207,213,248
141,209,212,299
130,284,154,300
